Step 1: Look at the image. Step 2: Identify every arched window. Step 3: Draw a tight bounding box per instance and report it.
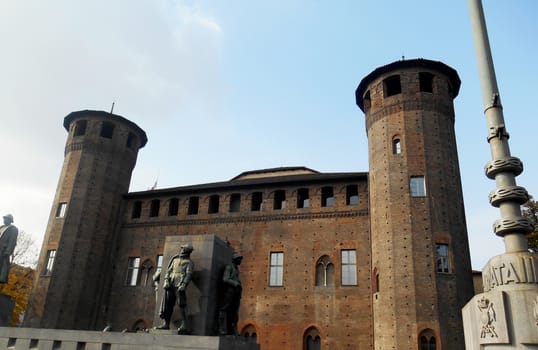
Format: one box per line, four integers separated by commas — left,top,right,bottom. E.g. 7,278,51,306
392,137,401,155
304,327,321,350
241,324,258,343
418,329,437,350
140,259,154,287
315,256,334,287
132,319,147,332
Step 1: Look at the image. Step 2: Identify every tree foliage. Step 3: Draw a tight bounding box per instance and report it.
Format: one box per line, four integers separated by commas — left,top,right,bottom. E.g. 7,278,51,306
12,230,39,268
0,264,35,326
522,196,538,252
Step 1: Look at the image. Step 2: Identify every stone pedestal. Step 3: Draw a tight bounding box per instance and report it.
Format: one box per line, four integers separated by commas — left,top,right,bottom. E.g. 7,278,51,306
0,293,14,326
153,235,234,336
462,252,538,349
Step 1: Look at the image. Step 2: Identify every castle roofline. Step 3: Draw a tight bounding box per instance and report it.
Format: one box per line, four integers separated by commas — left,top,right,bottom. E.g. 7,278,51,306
230,166,320,181
125,170,368,198
355,58,461,112
63,110,148,148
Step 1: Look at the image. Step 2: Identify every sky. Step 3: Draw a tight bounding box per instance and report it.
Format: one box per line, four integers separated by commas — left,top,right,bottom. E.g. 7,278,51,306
0,1,536,270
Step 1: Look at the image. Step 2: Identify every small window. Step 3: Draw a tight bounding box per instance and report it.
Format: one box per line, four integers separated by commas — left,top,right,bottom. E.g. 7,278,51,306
125,257,141,286
393,138,401,155
321,187,334,207
274,190,286,210
168,198,179,216
132,201,142,219
100,122,115,139
384,75,401,97
419,72,434,93
74,120,87,136
346,185,359,205
341,249,357,286
208,195,220,214
410,176,426,197
419,330,437,350
55,202,67,218
304,327,321,350
316,255,334,287
229,193,241,213
269,252,284,286
251,192,263,211
150,199,160,217
188,197,199,215
126,132,137,149
43,249,56,276
363,90,371,110
297,188,310,208
436,243,450,273
373,267,379,293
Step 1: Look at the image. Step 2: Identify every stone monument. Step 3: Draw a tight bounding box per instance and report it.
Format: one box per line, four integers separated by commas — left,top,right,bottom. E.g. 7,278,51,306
0,213,18,326
463,1,538,348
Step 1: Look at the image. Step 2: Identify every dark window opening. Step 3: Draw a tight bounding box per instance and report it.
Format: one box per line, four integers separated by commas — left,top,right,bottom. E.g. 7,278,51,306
304,327,321,350
150,199,160,217
126,132,137,149
74,120,87,136
321,187,334,207
297,188,310,208
55,202,67,218
132,201,142,218
346,185,359,205
419,72,434,93
384,75,401,97
419,333,437,350
229,193,241,213
251,192,263,211
274,190,286,210
168,198,179,216
208,195,220,214
363,90,371,110
188,196,199,215
393,138,402,155
100,122,115,139
436,243,450,273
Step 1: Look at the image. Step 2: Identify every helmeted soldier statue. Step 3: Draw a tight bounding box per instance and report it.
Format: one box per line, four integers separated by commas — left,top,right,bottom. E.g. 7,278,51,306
0,214,18,284
218,252,243,335
156,244,194,334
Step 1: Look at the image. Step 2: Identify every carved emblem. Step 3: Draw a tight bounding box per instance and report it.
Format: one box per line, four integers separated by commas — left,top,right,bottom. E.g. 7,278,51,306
478,296,498,338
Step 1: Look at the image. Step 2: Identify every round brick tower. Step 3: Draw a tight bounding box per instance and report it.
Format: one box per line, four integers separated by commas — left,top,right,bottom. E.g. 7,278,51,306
25,110,147,330
356,59,474,349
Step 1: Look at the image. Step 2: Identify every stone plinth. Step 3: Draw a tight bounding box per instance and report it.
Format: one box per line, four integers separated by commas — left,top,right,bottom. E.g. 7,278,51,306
0,294,14,327
154,235,234,336
462,252,538,349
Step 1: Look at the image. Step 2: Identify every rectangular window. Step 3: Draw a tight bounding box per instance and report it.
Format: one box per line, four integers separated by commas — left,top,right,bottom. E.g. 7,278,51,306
55,202,67,218
321,187,334,207
419,72,434,93
208,195,220,214
229,193,241,213
132,201,142,219
341,249,357,286
269,252,284,287
156,255,164,275
436,244,450,273
384,75,401,97
410,176,426,197
274,190,286,210
100,122,115,139
297,188,310,208
346,185,359,205
168,198,179,216
150,199,160,217
74,120,87,136
125,257,141,286
188,196,199,215
126,132,137,149
43,249,56,276
251,192,263,211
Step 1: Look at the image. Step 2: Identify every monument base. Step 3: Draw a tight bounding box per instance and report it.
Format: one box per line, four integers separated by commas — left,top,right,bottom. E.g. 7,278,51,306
0,293,14,327
0,327,259,350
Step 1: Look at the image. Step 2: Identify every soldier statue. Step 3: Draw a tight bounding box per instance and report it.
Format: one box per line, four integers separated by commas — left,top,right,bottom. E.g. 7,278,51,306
219,252,243,335
0,214,18,284
156,244,194,334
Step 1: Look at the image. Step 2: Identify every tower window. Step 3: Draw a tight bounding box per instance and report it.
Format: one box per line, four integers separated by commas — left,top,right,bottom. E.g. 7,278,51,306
132,201,142,218
126,132,137,149
251,192,263,211
363,90,371,110
383,75,401,97
149,199,160,217
74,120,87,136
100,122,115,139
419,330,437,350
55,202,67,218
346,185,359,205
436,243,450,273
304,327,321,350
125,257,141,286
419,72,434,93
410,176,426,197
393,138,401,154
168,198,179,216
297,188,310,208
229,193,241,213
321,187,334,207
316,255,334,287
341,249,357,286
43,249,56,276
208,195,220,214
274,190,286,210
188,196,199,215
269,252,284,287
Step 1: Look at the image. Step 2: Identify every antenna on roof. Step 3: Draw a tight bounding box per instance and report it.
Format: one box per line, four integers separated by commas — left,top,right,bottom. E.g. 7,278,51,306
110,102,115,114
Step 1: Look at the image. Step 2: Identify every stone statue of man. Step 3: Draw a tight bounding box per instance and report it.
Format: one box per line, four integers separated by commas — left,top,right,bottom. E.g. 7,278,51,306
218,252,243,335
156,244,194,334
0,214,18,284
